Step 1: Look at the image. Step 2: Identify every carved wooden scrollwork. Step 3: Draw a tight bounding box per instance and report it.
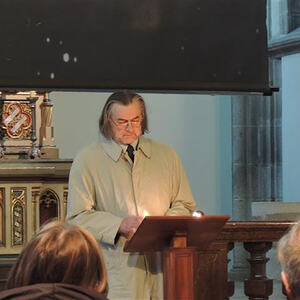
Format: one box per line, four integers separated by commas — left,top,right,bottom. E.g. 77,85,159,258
11,188,26,247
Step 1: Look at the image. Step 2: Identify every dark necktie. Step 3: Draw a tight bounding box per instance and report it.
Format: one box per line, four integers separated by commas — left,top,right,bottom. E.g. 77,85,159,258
126,144,135,162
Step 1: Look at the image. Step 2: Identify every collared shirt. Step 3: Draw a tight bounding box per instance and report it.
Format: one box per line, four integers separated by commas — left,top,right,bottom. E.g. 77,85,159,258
67,136,196,299
119,139,138,165
119,138,138,152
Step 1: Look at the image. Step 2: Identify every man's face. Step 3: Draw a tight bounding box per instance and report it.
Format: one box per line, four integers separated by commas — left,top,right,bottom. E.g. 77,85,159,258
110,100,143,145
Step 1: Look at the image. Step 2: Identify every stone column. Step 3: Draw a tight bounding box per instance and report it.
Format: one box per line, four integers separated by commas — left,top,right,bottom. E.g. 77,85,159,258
39,92,59,159
230,57,282,280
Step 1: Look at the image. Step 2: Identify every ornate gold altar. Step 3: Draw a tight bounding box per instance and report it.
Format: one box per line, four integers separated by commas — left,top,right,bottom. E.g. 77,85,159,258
0,91,58,159
0,91,72,255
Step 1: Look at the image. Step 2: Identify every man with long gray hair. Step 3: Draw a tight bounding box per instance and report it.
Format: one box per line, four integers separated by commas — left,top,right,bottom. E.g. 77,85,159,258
67,90,196,300
278,221,300,300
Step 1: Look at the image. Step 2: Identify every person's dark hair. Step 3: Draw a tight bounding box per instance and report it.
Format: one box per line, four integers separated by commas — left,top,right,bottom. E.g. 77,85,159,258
278,221,300,299
99,90,149,139
6,220,107,294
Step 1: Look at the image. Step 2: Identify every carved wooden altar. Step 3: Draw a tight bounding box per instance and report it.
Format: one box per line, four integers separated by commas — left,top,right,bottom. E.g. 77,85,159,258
0,159,71,255
0,91,72,256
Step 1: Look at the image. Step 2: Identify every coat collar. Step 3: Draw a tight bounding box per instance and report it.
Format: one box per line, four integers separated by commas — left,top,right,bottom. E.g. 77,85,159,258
102,136,151,162
137,136,151,159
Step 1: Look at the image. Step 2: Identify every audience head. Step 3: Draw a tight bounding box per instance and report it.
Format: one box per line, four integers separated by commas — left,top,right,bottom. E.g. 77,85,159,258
278,221,300,300
6,220,107,293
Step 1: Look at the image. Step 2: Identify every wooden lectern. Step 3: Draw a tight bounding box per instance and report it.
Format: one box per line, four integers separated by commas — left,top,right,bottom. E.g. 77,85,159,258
124,215,229,300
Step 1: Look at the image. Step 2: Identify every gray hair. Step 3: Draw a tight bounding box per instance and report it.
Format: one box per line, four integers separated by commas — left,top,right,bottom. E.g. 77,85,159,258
278,221,300,298
99,90,149,139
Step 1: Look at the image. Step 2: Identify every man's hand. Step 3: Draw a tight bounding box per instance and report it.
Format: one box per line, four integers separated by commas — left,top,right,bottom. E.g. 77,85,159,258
118,216,143,238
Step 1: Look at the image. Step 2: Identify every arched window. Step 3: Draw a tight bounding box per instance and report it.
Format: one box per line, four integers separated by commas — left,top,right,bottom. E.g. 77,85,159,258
39,189,59,226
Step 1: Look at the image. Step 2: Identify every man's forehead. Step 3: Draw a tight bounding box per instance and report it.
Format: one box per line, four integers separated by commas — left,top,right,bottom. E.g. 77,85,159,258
110,101,142,117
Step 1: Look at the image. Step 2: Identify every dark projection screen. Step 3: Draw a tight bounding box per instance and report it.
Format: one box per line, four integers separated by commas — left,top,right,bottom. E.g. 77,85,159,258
0,0,269,94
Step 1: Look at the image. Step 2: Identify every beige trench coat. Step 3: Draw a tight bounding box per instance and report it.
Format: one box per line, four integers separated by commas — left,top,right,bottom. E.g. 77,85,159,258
67,136,196,300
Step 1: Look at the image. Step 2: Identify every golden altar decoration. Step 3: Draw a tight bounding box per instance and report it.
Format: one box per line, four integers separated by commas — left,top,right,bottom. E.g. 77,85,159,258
0,91,72,255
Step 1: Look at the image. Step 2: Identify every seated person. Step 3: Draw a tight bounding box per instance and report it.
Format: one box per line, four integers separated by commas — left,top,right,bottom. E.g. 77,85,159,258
278,221,300,300
0,220,107,300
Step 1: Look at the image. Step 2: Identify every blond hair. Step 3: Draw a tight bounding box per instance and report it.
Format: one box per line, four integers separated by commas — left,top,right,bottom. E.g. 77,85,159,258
278,221,300,298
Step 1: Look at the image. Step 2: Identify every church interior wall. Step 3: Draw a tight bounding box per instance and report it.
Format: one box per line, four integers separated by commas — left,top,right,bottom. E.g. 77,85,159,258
282,52,300,202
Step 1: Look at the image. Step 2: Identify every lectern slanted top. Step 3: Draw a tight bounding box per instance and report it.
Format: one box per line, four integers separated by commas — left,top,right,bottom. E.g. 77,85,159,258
124,215,230,252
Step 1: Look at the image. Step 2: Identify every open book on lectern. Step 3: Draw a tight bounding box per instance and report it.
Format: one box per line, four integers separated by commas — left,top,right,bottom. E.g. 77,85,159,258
124,215,230,253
